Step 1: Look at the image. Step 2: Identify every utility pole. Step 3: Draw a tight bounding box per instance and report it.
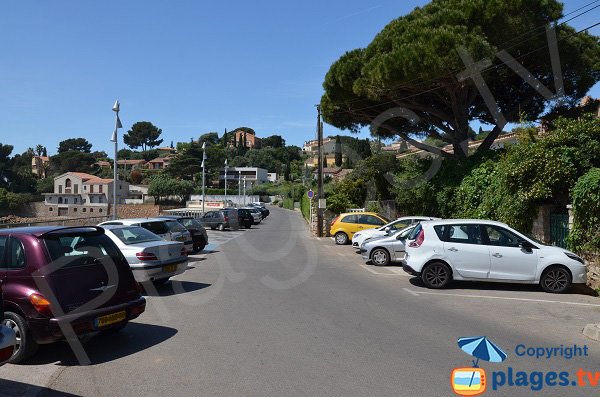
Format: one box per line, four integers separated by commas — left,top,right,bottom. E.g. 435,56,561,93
316,105,324,237
243,176,247,205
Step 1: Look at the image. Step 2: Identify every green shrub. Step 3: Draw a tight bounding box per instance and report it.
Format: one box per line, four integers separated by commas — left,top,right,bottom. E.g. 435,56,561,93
568,168,600,252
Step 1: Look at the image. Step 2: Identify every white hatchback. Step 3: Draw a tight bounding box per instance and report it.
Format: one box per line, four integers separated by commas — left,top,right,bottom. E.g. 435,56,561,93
403,220,587,293
352,216,438,249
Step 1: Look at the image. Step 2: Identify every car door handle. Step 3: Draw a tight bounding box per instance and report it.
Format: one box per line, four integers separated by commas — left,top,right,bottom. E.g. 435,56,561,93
492,253,503,258
448,247,458,252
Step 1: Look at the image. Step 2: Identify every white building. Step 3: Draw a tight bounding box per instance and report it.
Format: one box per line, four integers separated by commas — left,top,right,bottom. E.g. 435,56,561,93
267,172,279,183
220,167,268,189
43,172,129,217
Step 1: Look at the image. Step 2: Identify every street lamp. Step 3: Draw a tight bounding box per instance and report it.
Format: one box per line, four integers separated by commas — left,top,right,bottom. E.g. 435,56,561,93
201,142,206,214
243,176,247,205
110,100,122,220
224,159,229,207
238,169,242,207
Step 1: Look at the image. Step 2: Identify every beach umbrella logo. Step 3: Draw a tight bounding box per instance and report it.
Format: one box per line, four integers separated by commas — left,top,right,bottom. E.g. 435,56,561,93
451,336,507,396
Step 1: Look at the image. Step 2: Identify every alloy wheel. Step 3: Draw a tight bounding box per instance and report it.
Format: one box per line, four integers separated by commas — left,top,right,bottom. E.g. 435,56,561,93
424,264,449,288
3,319,21,354
543,269,569,292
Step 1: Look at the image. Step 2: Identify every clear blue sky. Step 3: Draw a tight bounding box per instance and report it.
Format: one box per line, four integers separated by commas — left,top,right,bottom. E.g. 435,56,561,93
0,0,598,156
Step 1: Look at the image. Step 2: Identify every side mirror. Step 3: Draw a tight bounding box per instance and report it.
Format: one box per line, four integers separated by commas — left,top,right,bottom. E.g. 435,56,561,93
385,226,391,235
519,241,535,252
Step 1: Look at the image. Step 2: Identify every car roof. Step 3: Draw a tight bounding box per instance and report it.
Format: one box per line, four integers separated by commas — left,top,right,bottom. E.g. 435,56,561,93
100,218,169,225
100,224,145,230
339,212,380,216
419,219,509,227
0,226,104,237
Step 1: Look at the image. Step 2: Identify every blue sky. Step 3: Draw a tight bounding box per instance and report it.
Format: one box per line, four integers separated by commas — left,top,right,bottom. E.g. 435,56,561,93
0,0,598,156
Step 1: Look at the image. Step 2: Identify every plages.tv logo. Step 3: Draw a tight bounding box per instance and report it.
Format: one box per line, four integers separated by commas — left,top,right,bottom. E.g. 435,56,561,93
451,336,508,396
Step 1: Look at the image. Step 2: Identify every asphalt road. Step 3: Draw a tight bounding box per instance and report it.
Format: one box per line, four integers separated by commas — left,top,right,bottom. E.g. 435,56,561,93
1,207,599,396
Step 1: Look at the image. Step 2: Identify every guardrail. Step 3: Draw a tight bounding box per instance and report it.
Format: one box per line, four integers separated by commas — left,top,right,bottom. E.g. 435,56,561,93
0,215,112,229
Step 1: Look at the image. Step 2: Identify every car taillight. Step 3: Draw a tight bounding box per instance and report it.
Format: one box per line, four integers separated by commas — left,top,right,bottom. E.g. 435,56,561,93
331,216,340,226
409,229,425,248
136,252,158,261
224,216,229,222
30,293,53,316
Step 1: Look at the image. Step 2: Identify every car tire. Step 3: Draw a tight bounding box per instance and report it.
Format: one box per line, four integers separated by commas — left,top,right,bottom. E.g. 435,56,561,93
194,243,206,253
371,248,390,266
218,224,225,231
3,311,38,364
334,232,349,245
421,262,452,289
540,266,572,294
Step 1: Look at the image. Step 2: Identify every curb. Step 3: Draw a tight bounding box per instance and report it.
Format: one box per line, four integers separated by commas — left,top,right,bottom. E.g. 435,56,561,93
583,323,600,341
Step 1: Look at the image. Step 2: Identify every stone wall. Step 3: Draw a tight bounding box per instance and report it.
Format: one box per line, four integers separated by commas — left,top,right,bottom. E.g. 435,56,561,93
582,252,600,290
115,204,181,219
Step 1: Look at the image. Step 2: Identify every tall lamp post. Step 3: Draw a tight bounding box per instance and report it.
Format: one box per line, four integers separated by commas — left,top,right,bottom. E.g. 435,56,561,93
238,170,242,207
201,142,206,214
243,176,247,205
224,159,229,207
110,100,122,220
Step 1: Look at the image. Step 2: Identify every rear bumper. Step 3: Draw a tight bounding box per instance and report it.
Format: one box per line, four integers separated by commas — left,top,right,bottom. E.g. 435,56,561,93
130,258,188,282
402,263,419,276
30,296,146,344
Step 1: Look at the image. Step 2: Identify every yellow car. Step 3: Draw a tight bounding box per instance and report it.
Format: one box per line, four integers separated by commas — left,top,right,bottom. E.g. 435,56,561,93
329,212,390,245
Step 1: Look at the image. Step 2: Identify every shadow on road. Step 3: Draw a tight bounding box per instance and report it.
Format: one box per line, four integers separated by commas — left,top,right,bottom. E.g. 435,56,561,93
144,281,211,297
408,277,599,297
0,379,82,397
22,322,177,366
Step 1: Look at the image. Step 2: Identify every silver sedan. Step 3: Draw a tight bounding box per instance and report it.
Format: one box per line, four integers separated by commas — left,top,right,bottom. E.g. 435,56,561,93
360,226,415,266
101,225,188,285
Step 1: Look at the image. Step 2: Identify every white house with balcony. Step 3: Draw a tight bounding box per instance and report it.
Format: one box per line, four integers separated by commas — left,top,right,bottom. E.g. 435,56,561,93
43,172,129,217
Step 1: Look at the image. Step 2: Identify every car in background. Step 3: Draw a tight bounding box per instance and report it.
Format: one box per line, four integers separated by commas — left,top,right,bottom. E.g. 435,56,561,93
330,212,391,245
0,226,146,363
403,219,587,293
201,209,240,231
249,203,270,218
0,290,16,367
159,216,208,252
101,225,188,285
99,218,193,253
243,207,262,225
352,216,438,249
360,225,416,266
236,209,254,229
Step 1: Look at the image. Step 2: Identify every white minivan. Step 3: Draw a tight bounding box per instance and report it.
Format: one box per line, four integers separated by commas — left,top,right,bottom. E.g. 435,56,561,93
403,219,587,293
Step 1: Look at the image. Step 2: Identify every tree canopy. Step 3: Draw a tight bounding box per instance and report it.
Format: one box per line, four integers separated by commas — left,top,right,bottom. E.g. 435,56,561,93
262,135,286,148
58,138,92,153
124,121,164,152
321,0,600,158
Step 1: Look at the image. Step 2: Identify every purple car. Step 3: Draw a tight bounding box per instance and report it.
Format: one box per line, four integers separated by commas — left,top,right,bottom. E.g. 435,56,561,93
0,226,146,363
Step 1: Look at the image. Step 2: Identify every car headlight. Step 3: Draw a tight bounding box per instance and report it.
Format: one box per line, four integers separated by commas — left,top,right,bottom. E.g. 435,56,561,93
565,252,584,264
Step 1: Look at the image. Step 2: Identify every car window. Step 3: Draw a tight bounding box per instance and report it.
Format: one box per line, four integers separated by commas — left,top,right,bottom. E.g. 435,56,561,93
141,221,169,235
391,221,411,230
6,237,26,269
0,236,7,265
360,215,385,226
44,233,121,268
483,225,521,247
398,226,416,239
341,215,358,224
434,225,449,240
407,223,422,240
182,219,202,228
447,224,482,245
165,221,186,233
110,227,161,245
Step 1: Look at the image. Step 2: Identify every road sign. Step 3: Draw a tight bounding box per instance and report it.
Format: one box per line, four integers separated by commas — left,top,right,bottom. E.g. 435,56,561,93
307,190,314,200
318,199,327,209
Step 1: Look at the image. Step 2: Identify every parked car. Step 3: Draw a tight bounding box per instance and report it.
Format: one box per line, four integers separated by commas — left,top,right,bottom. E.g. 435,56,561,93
403,219,587,293
236,209,254,229
243,207,262,225
99,218,194,253
159,216,208,252
360,225,416,266
0,226,146,363
352,216,438,248
101,225,188,285
0,290,16,367
330,212,391,245
249,203,270,218
201,209,240,231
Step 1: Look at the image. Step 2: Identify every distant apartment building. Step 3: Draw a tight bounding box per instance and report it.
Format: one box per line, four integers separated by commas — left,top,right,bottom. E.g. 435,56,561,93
304,153,347,169
219,167,268,189
31,156,50,178
146,156,173,170
229,130,261,149
302,137,335,154
43,172,129,217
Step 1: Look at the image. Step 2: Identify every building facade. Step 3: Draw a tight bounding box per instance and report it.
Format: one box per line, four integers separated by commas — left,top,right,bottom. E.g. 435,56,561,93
219,167,268,189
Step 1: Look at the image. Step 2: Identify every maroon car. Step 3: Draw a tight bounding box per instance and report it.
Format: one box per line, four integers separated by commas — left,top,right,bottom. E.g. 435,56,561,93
0,226,146,363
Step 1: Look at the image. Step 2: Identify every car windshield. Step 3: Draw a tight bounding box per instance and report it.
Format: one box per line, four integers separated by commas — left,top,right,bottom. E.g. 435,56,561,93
165,221,187,233
407,223,422,240
109,227,161,245
141,221,169,235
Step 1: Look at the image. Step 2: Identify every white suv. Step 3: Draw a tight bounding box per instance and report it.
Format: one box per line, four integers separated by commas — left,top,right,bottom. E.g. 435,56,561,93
403,220,587,293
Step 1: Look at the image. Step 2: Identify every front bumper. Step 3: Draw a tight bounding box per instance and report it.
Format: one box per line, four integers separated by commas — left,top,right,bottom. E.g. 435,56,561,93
30,296,146,344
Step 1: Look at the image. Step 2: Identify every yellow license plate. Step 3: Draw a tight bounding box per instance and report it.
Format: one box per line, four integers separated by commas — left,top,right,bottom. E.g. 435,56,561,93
163,264,177,273
96,311,126,328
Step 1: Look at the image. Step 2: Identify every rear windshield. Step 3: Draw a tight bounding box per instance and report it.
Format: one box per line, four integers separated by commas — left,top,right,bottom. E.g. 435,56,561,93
181,218,203,229
165,221,186,233
44,233,122,267
140,221,169,235
407,223,422,240
109,226,161,245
